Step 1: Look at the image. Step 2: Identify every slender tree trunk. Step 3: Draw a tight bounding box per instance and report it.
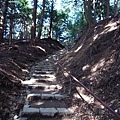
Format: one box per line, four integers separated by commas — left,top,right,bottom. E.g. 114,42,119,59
114,0,118,16
0,0,8,41
10,17,13,44
93,0,96,23
48,0,54,38
84,0,93,27
31,0,37,44
106,0,110,18
37,0,46,39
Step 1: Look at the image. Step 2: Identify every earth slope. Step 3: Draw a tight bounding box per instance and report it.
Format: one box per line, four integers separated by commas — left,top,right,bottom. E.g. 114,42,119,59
59,15,120,119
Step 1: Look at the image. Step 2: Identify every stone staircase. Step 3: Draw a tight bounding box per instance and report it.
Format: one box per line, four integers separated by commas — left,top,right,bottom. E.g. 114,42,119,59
19,50,74,120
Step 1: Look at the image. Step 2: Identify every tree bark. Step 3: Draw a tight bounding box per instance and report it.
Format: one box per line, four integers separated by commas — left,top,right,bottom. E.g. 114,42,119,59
93,0,96,23
84,0,93,27
114,0,118,16
31,0,37,44
37,0,46,39
106,0,110,18
48,0,54,38
0,0,8,41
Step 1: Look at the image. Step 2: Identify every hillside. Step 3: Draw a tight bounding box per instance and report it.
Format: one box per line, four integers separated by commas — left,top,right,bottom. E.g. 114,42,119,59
58,15,120,119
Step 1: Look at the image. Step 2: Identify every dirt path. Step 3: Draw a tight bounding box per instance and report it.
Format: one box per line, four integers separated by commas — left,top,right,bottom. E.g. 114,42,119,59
18,50,74,120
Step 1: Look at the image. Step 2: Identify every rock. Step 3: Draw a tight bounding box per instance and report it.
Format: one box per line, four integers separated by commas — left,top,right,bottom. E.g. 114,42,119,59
40,108,58,116
14,115,18,119
9,113,14,118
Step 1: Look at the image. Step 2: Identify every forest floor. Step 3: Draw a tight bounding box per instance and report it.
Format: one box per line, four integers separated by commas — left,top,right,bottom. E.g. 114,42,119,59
0,15,120,120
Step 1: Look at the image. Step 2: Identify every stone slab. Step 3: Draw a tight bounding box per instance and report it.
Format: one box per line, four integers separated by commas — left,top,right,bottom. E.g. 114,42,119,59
34,71,55,74
41,93,54,99
54,94,65,100
29,77,56,82
32,74,56,78
40,108,57,116
27,84,62,90
57,108,74,115
22,107,39,114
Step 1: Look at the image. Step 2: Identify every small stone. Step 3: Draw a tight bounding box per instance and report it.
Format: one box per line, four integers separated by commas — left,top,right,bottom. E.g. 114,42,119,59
4,108,10,113
14,115,18,119
9,101,13,105
9,113,14,118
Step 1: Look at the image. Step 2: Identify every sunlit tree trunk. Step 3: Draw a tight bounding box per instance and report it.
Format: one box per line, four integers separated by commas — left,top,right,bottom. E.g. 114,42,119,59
84,0,93,27
93,0,96,23
0,0,8,41
48,0,54,38
37,0,46,39
31,0,37,44
114,0,118,16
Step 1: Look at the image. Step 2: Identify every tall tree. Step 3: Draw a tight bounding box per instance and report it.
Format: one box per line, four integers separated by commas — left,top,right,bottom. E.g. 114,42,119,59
0,0,8,41
31,0,37,43
84,0,93,26
114,0,118,16
106,0,110,18
37,0,46,39
48,0,54,38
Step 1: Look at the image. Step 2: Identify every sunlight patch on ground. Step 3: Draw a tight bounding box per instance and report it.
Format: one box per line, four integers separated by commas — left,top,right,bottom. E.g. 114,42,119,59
63,71,69,77
82,64,90,71
22,69,29,73
100,22,118,35
91,58,105,73
76,87,95,104
74,44,83,53
35,46,46,53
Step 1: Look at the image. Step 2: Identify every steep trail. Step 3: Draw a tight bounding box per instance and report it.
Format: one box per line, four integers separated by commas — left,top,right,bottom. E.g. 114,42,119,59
19,50,74,120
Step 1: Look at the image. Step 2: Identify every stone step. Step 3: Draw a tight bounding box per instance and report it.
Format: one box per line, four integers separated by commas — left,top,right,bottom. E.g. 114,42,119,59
22,78,55,85
22,106,74,117
34,66,53,69
27,84,62,90
30,77,56,82
27,93,66,100
29,89,60,94
30,99,66,108
34,70,55,74
32,74,56,78
34,68,54,72
34,65,53,68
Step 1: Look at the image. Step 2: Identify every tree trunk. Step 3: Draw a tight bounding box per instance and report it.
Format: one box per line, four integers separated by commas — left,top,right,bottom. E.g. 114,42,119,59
31,0,37,44
37,0,46,39
0,0,8,41
114,0,118,16
93,0,96,23
106,0,110,18
48,0,54,38
9,17,13,44
84,0,93,27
